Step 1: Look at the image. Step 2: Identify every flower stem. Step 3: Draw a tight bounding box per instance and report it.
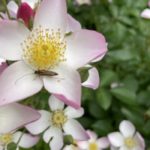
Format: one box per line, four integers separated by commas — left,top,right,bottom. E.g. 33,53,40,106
2,0,11,19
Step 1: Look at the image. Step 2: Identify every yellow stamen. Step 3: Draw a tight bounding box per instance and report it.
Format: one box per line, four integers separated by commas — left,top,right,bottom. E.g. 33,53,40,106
51,110,67,128
0,133,13,145
89,142,98,150
124,137,136,148
22,27,66,70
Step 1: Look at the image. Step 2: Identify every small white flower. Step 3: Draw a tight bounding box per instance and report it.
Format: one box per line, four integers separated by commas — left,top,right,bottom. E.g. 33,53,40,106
77,130,109,150
26,95,89,150
0,131,39,150
108,120,145,150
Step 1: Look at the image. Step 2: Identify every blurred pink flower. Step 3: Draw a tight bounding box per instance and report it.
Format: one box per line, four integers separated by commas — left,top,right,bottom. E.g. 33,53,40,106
0,58,7,74
0,0,107,108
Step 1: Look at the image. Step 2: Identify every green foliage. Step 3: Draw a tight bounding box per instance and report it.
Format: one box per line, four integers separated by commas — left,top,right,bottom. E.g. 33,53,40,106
1,0,150,149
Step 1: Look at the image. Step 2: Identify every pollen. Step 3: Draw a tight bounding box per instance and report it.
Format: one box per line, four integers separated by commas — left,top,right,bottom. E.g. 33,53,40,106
22,27,66,70
0,133,13,145
51,110,67,128
124,137,136,148
89,142,98,150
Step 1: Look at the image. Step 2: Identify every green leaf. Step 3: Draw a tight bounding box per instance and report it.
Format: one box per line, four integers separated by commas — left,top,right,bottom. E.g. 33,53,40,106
101,70,118,87
108,49,135,61
97,89,112,110
92,120,113,136
111,87,137,105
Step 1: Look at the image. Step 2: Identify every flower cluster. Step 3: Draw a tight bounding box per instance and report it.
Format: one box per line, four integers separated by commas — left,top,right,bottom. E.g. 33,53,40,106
0,0,145,150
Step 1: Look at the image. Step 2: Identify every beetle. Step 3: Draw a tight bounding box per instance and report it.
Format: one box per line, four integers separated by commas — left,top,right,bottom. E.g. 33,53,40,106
35,70,58,76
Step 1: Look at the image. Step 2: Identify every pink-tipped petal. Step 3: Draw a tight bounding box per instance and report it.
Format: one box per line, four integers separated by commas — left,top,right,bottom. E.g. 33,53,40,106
43,65,81,109
134,132,145,149
0,103,40,133
64,106,84,119
97,137,110,149
13,131,40,148
34,0,67,32
66,14,81,33
48,95,64,111
82,67,100,90
63,119,89,140
26,110,51,135
0,61,43,106
0,20,29,60
86,130,97,140
119,120,135,138
66,29,107,69
108,132,124,147
141,9,150,19
43,127,63,150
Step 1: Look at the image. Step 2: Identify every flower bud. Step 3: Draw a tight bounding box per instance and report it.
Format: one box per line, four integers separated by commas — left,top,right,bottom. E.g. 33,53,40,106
17,2,34,27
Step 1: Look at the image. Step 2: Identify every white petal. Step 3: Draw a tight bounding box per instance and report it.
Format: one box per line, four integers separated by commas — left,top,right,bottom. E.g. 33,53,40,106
48,95,64,111
0,61,43,106
43,64,81,109
86,130,97,140
77,141,89,149
63,119,89,140
63,145,78,150
141,9,150,19
82,67,100,90
7,1,18,18
26,110,51,135
43,127,63,150
64,106,84,119
97,137,110,149
119,146,128,150
108,132,124,147
0,103,40,133
66,14,81,33
0,20,29,60
134,132,145,149
21,0,39,8
34,0,67,33
0,146,4,150
66,29,107,69
119,120,135,138
13,131,39,148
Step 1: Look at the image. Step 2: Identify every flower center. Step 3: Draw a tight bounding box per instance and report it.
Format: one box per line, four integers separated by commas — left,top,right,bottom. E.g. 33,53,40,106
89,142,98,150
0,133,13,145
124,137,136,148
22,27,66,70
51,110,67,128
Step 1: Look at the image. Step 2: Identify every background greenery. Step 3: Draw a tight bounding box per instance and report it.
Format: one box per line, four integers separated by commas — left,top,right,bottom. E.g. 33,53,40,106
1,0,150,149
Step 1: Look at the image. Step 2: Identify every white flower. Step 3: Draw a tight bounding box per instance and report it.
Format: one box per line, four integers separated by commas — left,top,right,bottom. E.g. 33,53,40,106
77,130,109,150
26,95,89,150
0,131,39,150
0,0,107,108
108,120,145,150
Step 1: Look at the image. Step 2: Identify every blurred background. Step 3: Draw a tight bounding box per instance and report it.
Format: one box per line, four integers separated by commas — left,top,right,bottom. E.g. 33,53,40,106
1,0,150,149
